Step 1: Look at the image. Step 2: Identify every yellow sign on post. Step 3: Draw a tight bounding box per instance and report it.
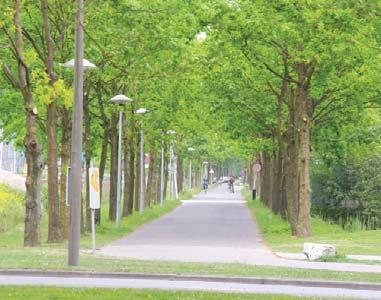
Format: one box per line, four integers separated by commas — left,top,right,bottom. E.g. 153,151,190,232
89,166,100,255
89,167,100,209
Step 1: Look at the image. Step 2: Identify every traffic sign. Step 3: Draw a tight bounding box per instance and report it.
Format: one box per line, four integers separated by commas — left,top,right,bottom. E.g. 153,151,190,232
253,163,261,173
89,167,100,209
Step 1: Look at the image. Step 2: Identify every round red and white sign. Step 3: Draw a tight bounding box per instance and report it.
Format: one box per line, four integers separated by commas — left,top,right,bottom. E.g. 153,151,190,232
253,163,261,173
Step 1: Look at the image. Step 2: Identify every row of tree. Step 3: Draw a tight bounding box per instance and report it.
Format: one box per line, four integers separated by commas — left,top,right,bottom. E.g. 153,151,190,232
0,0,245,246
196,0,381,236
2,0,380,245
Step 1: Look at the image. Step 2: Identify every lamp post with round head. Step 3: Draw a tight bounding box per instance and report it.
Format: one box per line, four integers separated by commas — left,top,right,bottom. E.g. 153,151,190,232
109,95,133,227
62,53,96,266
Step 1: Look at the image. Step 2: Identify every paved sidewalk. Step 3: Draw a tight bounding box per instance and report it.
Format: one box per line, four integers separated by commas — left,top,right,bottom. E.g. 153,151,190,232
100,185,381,274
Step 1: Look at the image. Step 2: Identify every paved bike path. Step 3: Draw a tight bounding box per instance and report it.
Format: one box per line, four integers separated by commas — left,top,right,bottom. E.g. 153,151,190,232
100,185,274,263
100,185,381,273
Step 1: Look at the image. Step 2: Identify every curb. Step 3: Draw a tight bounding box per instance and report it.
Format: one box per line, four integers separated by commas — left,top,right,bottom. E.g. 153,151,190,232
0,269,380,291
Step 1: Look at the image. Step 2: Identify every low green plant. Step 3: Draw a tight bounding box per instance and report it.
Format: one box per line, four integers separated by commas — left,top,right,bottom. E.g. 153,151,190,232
0,184,24,232
318,253,347,263
178,187,201,201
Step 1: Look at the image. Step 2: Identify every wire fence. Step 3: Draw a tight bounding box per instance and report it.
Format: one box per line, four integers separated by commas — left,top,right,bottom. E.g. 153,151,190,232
0,142,26,174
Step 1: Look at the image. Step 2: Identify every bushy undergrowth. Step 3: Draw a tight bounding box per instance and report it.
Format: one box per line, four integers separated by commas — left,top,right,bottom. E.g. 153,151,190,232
0,184,24,232
312,155,381,230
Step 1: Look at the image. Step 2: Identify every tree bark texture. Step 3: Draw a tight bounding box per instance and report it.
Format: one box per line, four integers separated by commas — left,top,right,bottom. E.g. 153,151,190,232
109,112,118,221
127,138,135,215
122,129,133,217
176,156,183,193
59,108,71,239
41,0,61,243
134,138,140,212
295,63,313,237
97,130,108,224
84,91,91,232
11,0,43,246
145,149,157,206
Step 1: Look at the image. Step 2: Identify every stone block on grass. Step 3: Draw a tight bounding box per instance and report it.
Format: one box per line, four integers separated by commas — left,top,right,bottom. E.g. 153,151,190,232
304,243,336,261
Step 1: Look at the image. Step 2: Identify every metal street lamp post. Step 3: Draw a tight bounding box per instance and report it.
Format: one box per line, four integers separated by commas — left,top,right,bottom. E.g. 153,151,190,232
109,95,133,227
62,0,96,266
135,108,149,214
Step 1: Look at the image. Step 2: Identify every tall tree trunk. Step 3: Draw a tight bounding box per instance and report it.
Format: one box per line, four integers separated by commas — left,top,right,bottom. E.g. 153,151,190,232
134,137,140,212
59,108,71,239
96,84,109,225
47,101,60,242
286,87,299,235
163,145,168,201
248,159,254,190
153,157,161,204
109,113,118,221
127,138,135,215
97,130,108,224
295,64,313,237
146,149,157,206
84,91,91,232
122,131,132,217
10,0,43,246
41,0,60,243
176,156,183,193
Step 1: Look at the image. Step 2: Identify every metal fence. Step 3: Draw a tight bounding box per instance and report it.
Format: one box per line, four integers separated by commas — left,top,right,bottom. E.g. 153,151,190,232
0,142,26,174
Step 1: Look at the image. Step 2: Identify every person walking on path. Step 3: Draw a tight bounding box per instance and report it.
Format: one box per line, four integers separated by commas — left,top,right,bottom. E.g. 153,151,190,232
202,177,209,194
229,176,235,193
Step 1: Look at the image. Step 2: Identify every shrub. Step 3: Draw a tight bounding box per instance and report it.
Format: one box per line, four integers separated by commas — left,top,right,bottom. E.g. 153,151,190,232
0,184,24,232
312,155,381,230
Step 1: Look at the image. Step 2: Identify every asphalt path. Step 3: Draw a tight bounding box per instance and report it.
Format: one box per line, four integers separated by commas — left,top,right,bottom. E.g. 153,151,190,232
100,184,274,263
99,185,381,274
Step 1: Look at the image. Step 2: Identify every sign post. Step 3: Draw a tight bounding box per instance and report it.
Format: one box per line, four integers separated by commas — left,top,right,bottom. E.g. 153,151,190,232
89,167,100,254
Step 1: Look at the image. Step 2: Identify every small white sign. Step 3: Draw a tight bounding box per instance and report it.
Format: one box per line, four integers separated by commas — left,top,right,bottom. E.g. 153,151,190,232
89,167,100,209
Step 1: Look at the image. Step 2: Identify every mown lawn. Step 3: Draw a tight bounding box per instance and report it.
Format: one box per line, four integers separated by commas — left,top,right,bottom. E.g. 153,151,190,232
1,248,381,283
1,186,381,283
243,190,381,255
0,197,181,249
0,287,356,300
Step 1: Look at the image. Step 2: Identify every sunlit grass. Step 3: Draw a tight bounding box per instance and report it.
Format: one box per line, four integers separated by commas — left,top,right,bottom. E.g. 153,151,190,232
0,287,345,300
243,190,381,255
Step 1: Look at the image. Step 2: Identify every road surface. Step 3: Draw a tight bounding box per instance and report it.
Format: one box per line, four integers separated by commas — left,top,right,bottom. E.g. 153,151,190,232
100,184,274,263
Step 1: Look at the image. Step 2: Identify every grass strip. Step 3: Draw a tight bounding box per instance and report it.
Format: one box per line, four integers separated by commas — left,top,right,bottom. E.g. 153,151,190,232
243,190,381,256
0,249,381,283
0,286,355,300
